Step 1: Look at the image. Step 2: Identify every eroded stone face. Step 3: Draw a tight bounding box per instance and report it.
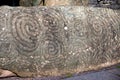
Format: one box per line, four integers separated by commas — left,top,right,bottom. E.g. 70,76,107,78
0,6,120,77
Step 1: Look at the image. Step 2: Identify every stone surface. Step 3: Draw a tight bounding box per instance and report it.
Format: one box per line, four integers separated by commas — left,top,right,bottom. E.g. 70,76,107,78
19,0,43,6
19,0,89,6
0,6,120,77
95,0,120,9
1,64,120,80
45,0,89,6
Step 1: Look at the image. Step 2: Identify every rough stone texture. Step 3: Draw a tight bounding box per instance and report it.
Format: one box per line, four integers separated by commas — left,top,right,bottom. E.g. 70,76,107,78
0,6,120,77
19,0,43,6
95,0,120,9
18,0,120,9
45,0,89,6
19,0,89,6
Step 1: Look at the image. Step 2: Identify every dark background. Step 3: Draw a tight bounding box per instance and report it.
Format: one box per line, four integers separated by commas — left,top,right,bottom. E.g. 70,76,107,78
0,0,19,6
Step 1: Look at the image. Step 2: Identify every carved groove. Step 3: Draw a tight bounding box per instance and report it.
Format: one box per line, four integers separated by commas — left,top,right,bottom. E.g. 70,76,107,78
11,11,40,54
0,6,120,77
42,9,64,58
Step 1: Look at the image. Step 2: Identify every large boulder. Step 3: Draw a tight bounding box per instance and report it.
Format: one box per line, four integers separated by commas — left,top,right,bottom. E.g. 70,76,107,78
0,6,120,77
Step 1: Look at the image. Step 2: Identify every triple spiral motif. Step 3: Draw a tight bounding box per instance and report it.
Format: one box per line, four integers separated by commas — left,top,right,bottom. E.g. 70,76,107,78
42,9,64,58
11,10,40,54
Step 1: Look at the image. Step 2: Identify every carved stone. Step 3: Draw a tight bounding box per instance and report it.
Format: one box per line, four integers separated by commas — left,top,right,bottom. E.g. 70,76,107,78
0,6,120,77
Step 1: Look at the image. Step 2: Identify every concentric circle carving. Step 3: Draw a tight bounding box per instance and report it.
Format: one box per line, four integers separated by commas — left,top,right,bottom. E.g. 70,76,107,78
46,37,63,55
42,9,64,58
11,11,40,54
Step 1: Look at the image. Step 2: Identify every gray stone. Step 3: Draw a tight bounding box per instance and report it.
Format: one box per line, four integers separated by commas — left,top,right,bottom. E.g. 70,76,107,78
0,6,120,77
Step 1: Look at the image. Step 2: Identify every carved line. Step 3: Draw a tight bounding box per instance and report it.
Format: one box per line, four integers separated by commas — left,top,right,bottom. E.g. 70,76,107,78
11,12,40,54
42,9,64,57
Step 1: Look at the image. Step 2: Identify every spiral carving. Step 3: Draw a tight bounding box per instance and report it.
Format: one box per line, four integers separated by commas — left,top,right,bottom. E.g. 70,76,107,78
42,9,64,57
11,11,40,54
89,16,106,36
42,9,60,33
46,36,63,55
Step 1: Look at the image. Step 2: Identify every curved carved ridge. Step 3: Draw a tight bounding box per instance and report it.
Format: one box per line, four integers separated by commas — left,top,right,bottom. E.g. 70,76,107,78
11,9,41,54
39,9,66,70
42,9,64,57
0,6,119,77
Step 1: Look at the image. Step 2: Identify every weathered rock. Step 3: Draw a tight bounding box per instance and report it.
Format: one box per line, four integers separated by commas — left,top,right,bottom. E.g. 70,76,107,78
0,6,120,77
96,0,120,9
45,0,89,6
0,69,16,77
19,0,43,6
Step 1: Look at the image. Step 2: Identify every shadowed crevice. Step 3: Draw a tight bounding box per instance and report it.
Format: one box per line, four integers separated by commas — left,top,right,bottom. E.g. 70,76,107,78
0,0,19,6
